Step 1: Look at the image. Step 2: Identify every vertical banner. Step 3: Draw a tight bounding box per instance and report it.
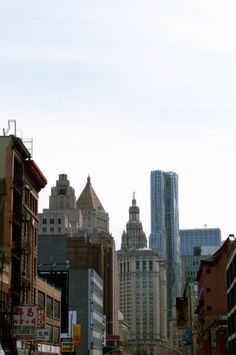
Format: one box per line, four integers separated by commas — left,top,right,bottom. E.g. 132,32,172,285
68,311,77,337
72,324,81,346
176,297,189,328
37,308,45,329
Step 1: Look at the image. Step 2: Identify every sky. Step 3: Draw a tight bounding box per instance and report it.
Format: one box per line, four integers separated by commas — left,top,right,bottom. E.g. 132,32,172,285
1,0,236,249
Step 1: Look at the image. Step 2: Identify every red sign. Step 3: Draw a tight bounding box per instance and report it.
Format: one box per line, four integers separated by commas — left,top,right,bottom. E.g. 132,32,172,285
37,308,45,329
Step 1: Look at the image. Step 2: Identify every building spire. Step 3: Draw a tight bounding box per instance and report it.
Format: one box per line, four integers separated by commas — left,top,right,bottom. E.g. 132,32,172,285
121,195,147,251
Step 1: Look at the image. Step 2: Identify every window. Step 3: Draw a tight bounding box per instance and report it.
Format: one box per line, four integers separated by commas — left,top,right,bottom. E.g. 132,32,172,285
47,296,53,316
46,323,53,342
50,219,54,224
54,300,60,319
54,326,60,344
38,291,45,307
136,261,140,271
42,219,47,224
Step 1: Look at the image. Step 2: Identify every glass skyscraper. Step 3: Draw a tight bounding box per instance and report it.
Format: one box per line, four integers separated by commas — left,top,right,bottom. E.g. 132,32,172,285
180,228,221,256
180,228,221,280
149,170,181,322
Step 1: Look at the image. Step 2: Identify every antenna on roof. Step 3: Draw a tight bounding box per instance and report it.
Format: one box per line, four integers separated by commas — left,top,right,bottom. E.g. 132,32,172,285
3,120,16,136
3,120,33,158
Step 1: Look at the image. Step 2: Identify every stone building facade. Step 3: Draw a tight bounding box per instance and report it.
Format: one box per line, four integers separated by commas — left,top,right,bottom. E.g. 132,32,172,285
38,174,119,342
117,196,167,353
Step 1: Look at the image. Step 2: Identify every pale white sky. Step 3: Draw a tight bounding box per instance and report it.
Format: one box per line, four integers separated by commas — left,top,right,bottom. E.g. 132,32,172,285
1,0,236,249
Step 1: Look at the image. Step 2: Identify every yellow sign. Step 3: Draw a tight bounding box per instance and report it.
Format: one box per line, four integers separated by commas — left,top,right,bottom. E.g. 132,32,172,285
61,341,74,352
72,324,81,346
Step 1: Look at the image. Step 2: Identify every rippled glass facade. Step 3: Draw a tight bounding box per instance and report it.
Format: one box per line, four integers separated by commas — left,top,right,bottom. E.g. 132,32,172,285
149,170,181,321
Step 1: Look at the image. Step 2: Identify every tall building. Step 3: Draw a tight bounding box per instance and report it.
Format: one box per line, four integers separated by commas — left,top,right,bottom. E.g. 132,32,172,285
38,174,119,342
180,228,221,281
117,195,167,353
149,170,181,323
180,228,221,256
0,121,47,350
69,269,104,355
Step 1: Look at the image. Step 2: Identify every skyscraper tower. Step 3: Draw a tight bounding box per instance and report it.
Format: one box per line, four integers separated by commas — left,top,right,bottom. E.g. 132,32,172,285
149,170,181,324
117,195,167,353
38,175,119,342
121,193,147,251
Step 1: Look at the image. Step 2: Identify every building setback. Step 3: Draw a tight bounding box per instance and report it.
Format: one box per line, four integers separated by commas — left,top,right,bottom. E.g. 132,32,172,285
117,195,167,353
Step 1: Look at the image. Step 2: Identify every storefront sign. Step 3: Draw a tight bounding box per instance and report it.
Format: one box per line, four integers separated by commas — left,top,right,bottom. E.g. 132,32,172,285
37,308,45,328
37,329,50,342
61,340,74,353
12,306,36,340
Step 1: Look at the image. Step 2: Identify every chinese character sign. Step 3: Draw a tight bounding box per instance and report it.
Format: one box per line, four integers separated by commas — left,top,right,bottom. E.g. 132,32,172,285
12,306,36,340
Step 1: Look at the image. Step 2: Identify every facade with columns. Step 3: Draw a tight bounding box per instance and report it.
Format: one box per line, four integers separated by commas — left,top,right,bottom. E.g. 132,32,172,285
117,195,168,353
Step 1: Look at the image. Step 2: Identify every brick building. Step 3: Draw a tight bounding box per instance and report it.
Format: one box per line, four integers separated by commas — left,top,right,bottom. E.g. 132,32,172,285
0,122,47,351
195,237,232,355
